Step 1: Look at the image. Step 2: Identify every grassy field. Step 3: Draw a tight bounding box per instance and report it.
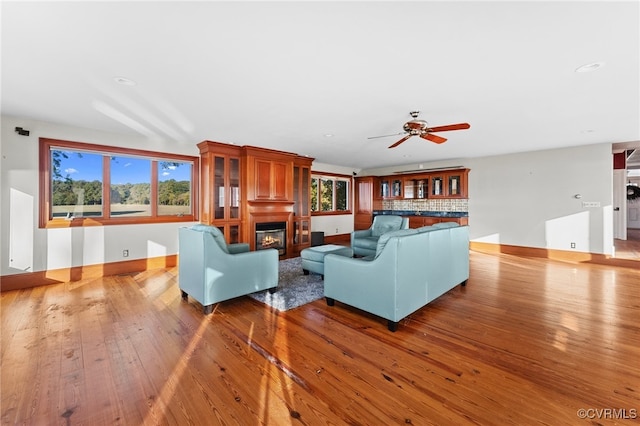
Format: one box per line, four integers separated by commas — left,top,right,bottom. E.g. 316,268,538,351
52,204,190,217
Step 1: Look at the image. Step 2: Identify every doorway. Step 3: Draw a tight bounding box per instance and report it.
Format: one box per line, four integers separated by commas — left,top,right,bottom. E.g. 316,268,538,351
613,142,640,260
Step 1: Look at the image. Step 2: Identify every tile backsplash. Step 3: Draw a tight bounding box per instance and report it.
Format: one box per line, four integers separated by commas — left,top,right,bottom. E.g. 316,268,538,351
382,198,468,212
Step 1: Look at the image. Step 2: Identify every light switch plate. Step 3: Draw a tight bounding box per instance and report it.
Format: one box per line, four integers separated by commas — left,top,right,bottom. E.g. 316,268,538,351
582,201,601,208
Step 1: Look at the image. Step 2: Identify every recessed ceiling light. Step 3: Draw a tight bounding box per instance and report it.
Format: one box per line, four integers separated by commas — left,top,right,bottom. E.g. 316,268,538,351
575,62,605,73
114,76,137,86
324,133,334,138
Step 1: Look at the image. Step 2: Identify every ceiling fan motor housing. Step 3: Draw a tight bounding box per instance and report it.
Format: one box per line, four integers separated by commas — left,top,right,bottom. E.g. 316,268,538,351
404,120,429,133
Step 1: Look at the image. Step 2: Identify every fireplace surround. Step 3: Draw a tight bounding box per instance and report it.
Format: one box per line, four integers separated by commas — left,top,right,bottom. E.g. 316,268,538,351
255,222,286,256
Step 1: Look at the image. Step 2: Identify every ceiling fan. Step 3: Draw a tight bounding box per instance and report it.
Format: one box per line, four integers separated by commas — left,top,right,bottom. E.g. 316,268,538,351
368,111,470,149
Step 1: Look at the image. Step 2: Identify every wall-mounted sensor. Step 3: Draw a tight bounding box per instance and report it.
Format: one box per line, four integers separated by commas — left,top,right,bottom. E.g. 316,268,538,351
15,127,30,136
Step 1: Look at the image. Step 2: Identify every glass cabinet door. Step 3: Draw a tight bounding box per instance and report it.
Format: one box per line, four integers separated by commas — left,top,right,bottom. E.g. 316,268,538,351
416,179,426,199
392,179,402,197
403,179,415,199
448,173,462,196
214,156,225,219
380,179,389,198
431,176,444,196
293,166,300,216
230,157,240,218
301,168,310,216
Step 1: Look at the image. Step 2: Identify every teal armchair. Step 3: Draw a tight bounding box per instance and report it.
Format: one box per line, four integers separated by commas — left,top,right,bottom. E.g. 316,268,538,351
351,215,409,257
178,224,279,314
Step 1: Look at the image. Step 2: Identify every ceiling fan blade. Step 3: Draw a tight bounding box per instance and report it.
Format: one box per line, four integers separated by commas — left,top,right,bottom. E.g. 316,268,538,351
421,133,447,144
427,123,471,132
388,134,413,149
367,132,406,140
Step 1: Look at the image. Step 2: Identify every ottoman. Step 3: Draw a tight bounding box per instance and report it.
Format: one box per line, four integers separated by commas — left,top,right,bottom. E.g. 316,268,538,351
300,244,353,278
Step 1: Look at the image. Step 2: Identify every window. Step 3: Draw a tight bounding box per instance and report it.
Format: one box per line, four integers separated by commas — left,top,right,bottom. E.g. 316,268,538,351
40,138,198,227
310,172,351,215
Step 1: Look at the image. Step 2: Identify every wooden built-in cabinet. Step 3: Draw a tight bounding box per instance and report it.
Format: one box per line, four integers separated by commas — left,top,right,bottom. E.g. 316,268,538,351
429,170,467,198
376,168,469,200
244,147,293,202
197,141,242,243
408,216,468,228
357,168,469,231
291,157,313,256
198,141,314,256
354,176,376,231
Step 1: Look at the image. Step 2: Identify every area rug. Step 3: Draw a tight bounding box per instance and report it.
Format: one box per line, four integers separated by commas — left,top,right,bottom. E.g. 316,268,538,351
248,257,324,311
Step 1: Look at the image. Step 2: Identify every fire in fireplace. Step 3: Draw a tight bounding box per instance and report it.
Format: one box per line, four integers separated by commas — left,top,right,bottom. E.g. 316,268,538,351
256,222,286,256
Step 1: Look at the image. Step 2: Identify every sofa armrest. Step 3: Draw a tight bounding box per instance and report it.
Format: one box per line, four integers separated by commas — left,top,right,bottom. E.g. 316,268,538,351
352,229,373,238
351,229,373,247
228,243,250,254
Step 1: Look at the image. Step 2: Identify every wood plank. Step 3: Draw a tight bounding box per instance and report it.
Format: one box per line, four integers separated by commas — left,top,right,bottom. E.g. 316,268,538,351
1,251,639,424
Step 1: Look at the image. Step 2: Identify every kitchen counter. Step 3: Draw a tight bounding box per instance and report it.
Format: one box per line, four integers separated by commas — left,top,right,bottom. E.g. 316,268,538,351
373,210,468,218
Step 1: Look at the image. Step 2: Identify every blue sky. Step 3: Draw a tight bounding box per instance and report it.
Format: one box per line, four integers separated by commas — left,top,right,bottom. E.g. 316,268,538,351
55,150,192,184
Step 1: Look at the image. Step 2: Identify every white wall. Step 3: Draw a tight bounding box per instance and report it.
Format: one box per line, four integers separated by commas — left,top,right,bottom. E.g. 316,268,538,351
1,115,199,276
362,143,614,255
1,113,617,279
310,162,356,237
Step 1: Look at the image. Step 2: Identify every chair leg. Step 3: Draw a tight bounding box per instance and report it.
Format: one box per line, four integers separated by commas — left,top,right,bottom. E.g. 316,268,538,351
325,297,335,306
387,321,398,332
461,280,468,287
268,286,277,294
203,304,214,315
303,269,309,275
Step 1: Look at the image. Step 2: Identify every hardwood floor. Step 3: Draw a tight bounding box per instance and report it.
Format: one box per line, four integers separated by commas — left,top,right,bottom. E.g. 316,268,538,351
615,228,640,260
2,251,639,425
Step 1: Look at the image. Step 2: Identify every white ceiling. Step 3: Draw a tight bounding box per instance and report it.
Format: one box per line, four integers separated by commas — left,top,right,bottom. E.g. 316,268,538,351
2,1,639,170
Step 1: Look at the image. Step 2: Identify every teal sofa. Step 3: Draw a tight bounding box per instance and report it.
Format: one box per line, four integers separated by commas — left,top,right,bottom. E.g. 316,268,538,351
178,225,279,314
351,215,410,257
325,223,469,331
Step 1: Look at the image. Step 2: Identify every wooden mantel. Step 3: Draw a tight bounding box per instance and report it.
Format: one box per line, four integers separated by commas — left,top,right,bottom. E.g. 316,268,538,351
197,140,314,257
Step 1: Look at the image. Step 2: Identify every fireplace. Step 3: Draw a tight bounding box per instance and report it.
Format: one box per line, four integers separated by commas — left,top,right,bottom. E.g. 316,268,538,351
256,222,286,256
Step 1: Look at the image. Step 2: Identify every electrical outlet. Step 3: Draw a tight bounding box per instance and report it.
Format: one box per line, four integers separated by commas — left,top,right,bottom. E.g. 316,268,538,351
570,242,576,249
123,249,129,257
335,228,339,233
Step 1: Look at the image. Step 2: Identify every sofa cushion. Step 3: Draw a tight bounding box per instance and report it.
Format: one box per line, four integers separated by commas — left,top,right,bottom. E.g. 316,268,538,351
371,215,404,237
190,224,229,253
416,225,436,233
432,222,460,229
375,229,418,258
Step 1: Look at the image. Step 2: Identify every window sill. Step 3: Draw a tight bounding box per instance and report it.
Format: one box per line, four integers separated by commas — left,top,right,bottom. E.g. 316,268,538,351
311,211,352,217
42,215,197,228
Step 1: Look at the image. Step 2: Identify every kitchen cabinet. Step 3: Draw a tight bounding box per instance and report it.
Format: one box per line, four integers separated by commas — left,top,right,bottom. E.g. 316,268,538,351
429,170,468,198
407,216,468,228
